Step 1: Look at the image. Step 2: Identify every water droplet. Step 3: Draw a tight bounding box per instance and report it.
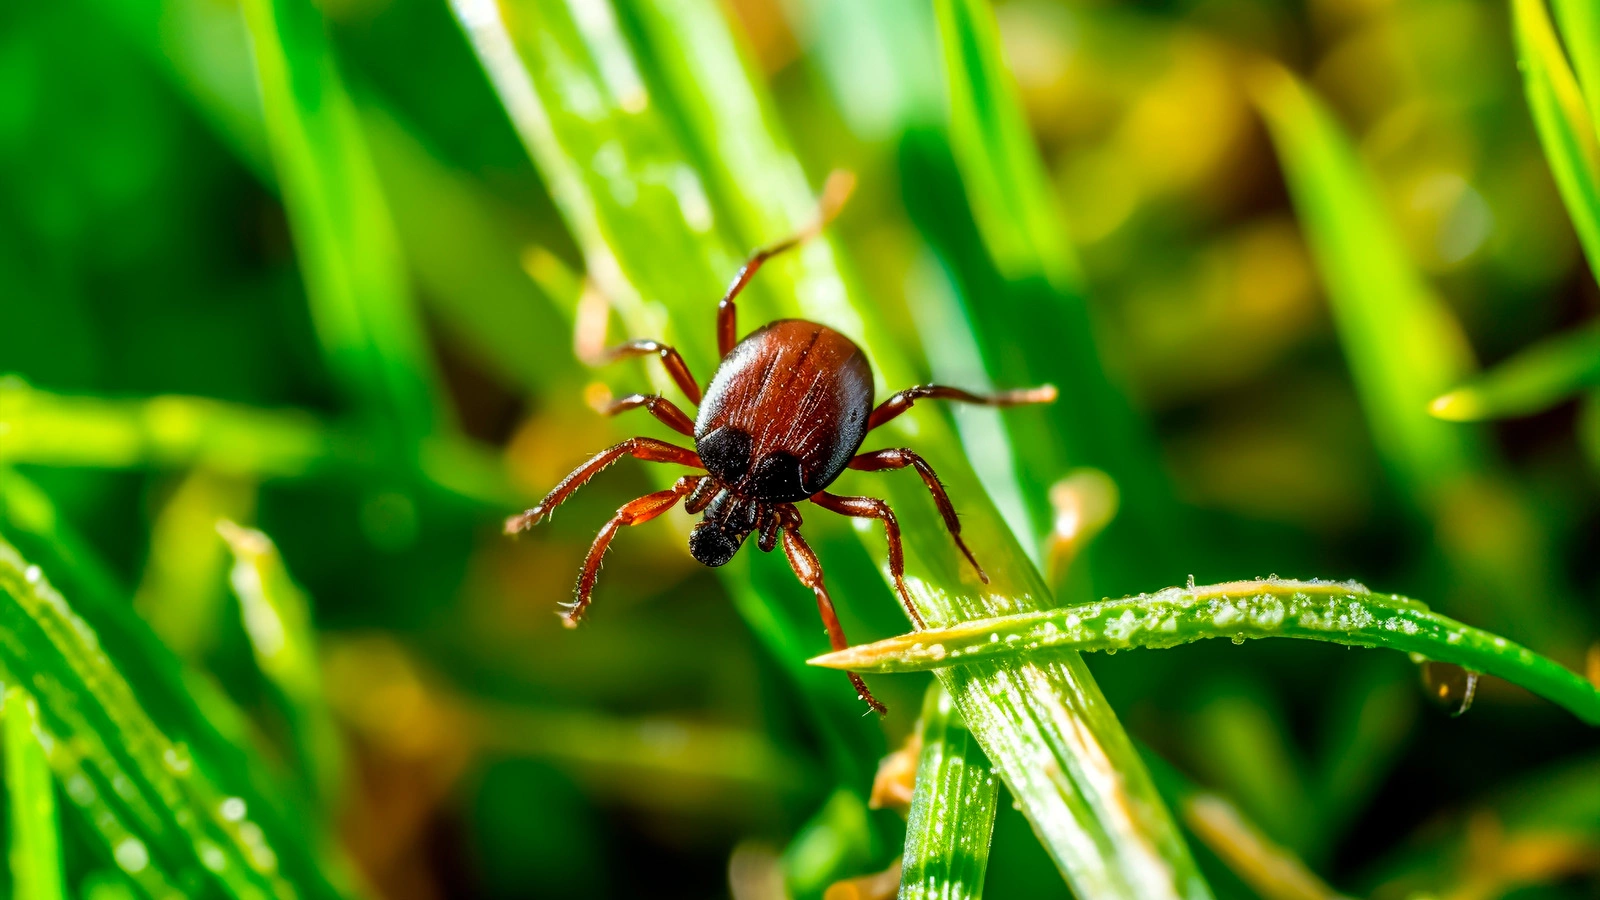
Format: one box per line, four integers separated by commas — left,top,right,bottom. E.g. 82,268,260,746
927,644,947,661
1420,661,1478,716
1231,633,1245,645
23,565,41,585
115,838,149,873
163,744,192,776
220,797,247,821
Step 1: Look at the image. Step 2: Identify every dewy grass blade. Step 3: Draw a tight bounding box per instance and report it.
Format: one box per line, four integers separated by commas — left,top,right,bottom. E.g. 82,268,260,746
900,683,998,900
239,0,446,442
1251,65,1484,504
217,522,344,807
1552,0,1600,171
0,537,351,900
1430,320,1600,421
1513,0,1600,282
6,687,67,900
454,2,1208,897
812,579,1600,726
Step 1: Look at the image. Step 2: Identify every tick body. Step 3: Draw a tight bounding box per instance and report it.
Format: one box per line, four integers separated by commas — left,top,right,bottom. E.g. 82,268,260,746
506,173,1055,714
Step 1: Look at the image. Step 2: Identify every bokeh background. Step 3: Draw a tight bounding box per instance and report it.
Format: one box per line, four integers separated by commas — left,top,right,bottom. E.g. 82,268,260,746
4,0,1600,897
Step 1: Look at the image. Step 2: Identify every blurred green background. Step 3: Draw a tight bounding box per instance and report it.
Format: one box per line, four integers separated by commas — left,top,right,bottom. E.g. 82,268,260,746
4,0,1600,897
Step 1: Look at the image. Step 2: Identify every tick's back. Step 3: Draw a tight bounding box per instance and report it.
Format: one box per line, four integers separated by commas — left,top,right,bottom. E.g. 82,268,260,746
694,319,873,502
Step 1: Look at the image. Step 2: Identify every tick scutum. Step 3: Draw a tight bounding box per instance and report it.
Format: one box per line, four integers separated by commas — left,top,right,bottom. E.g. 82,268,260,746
694,319,874,503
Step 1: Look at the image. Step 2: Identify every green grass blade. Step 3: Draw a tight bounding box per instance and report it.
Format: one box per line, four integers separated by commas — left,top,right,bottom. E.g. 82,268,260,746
0,536,350,900
811,578,1600,725
6,687,67,900
933,0,1077,291
453,2,1208,896
239,0,445,441
900,682,998,900
1526,0,1600,274
217,522,343,807
1252,65,1483,503
1430,320,1600,420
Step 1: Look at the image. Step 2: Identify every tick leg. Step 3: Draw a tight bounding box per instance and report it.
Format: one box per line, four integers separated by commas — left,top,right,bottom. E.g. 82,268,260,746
565,476,702,628
849,449,987,584
779,519,887,715
596,393,696,437
718,170,856,355
593,340,703,405
808,492,925,630
867,383,1058,432
504,438,703,534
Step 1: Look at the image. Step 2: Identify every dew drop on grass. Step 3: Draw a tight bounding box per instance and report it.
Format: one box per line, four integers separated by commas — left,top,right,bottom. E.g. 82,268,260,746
1231,634,1245,645
23,565,41,585
114,837,149,873
163,743,192,775
220,797,247,821
1420,661,1478,716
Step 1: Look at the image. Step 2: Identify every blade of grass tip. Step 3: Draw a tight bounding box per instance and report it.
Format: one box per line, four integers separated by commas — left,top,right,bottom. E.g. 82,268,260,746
1549,0,1600,208
6,687,67,900
1249,64,1483,505
1430,319,1600,421
900,682,998,900
783,788,880,899
455,1,1206,895
239,0,447,443
811,578,1600,725
134,471,258,663
217,521,344,808
0,536,352,900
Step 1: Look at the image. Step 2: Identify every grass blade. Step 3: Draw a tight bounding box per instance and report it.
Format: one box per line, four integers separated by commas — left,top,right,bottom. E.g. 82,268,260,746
900,682,998,900
453,2,1208,896
811,578,1600,725
239,0,445,441
217,522,343,807
1251,65,1483,503
1524,0,1600,274
0,536,350,900
1430,320,1600,420
6,687,67,900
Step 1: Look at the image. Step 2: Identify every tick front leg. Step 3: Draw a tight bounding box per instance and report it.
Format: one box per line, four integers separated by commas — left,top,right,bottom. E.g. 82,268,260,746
717,170,856,355
779,519,887,715
504,438,703,534
595,393,696,437
849,449,986,583
593,340,704,405
565,476,702,628
808,491,925,630
867,383,1058,432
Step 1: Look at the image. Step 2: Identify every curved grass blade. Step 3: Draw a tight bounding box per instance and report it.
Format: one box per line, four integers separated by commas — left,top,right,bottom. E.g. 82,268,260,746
453,2,1206,897
1430,320,1600,421
239,0,446,442
900,682,998,900
217,522,343,807
811,578,1600,725
1519,0,1600,274
0,537,352,900
6,687,67,900
1250,65,1483,503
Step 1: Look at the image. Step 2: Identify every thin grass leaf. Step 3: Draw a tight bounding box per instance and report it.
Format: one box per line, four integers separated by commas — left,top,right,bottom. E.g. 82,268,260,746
453,2,1208,897
239,0,446,442
783,789,881,898
217,522,343,807
900,682,998,900
1522,0,1600,274
1251,65,1483,504
1430,320,1600,420
0,536,351,900
6,687,67,900
811,578,1600,725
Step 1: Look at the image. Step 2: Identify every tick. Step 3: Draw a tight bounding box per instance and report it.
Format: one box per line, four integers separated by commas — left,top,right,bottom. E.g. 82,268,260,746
505,174,1055,713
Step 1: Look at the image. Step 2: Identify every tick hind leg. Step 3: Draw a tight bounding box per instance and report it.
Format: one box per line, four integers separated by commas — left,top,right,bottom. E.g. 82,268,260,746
565,476,703,628
808,491,925,630
717,170,856,355
867,384,1058,432
778,511,887,715
849,449,986,583
504,438,702,534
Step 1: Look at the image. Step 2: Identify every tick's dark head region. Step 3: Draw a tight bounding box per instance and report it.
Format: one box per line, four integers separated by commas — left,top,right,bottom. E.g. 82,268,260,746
688,521,745,567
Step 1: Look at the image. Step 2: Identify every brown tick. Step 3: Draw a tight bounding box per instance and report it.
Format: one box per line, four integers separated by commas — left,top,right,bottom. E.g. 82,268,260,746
506,174,1055,713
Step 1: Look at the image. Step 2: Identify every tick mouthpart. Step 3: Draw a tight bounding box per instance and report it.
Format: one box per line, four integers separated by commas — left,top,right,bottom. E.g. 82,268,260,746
689,521,747,567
